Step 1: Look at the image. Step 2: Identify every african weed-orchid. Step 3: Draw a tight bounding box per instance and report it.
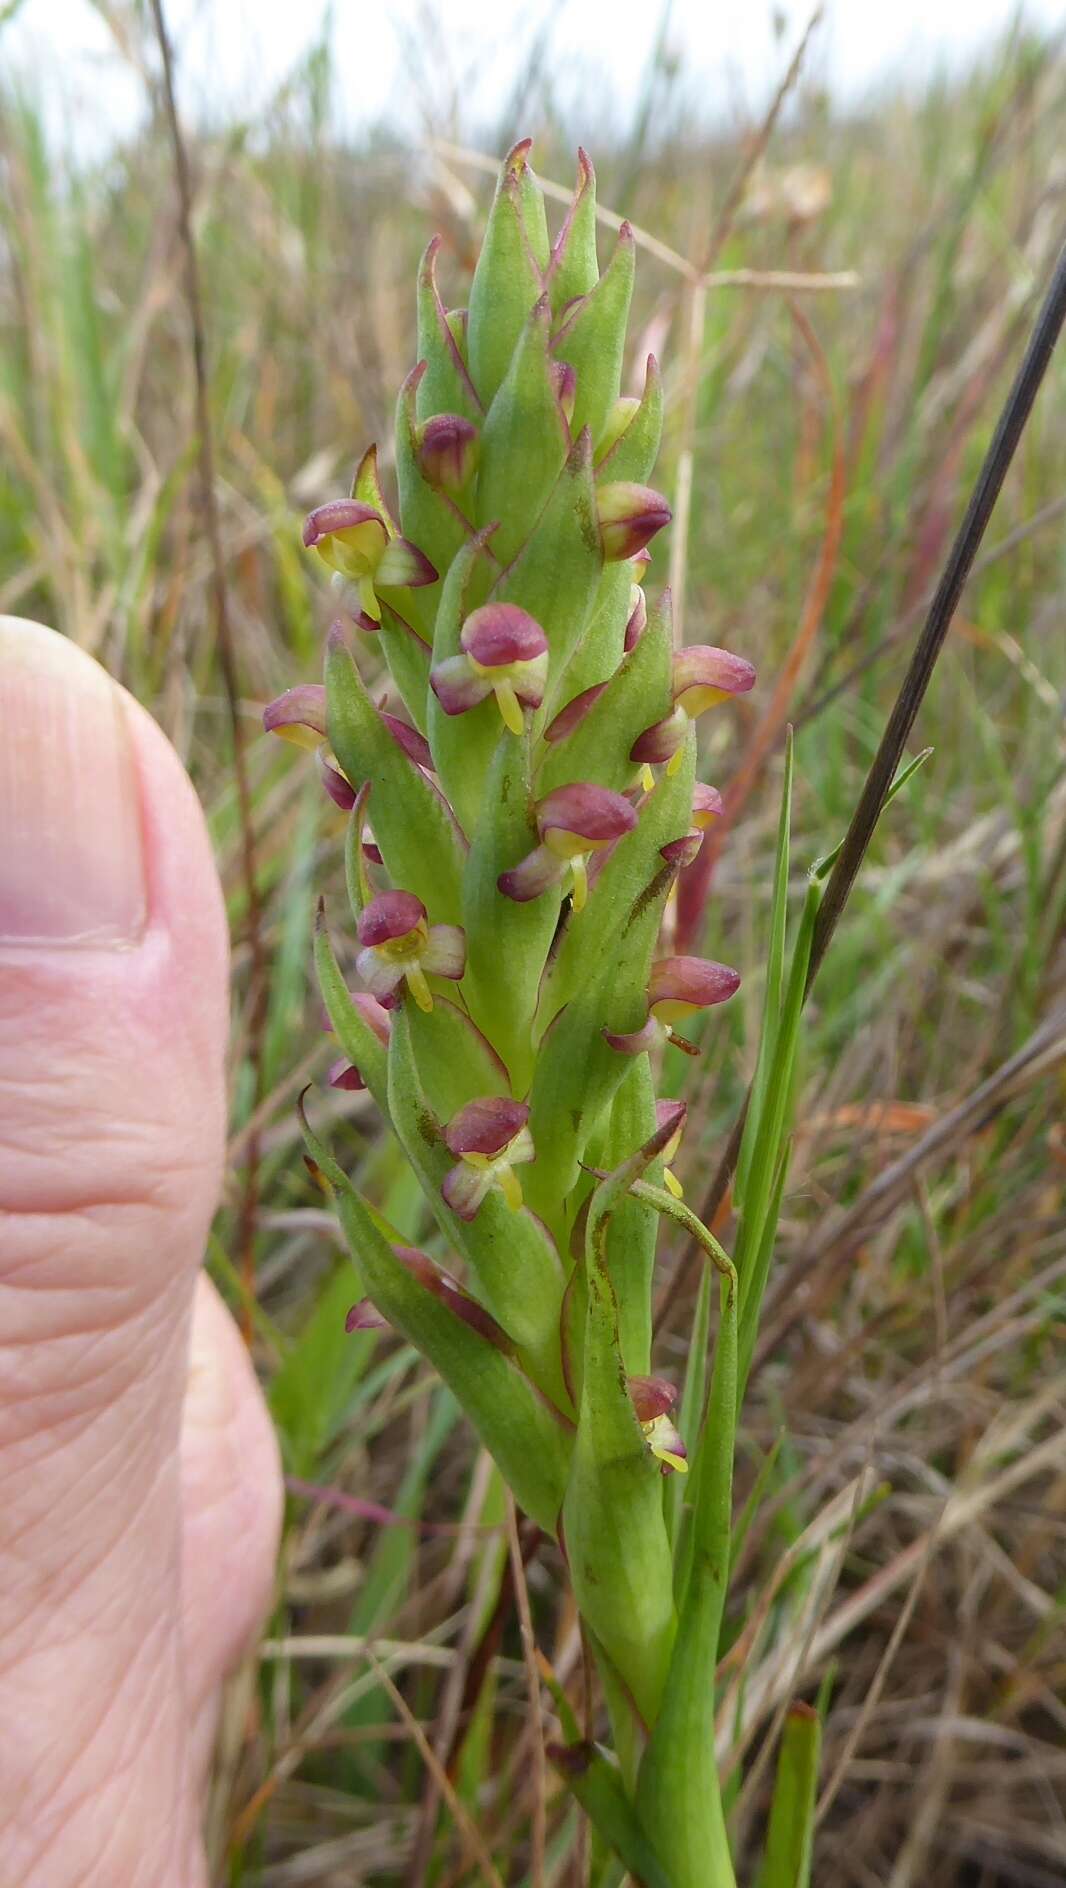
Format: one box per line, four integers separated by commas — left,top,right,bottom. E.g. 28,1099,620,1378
263,140,785,1887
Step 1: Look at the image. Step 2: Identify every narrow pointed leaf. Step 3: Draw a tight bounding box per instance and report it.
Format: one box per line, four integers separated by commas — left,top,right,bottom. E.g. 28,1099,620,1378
755,1705,822,1888
467,143,546,408
299,1102,569,1536
552,223,635,448
475,295,569,567
326,630,467,921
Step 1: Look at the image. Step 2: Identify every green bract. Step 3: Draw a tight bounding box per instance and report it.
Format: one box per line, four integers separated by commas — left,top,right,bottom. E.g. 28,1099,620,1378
266,139,768,1885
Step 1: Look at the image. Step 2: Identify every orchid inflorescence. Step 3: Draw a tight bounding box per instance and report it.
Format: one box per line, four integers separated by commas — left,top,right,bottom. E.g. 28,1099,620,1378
266,140,761,1885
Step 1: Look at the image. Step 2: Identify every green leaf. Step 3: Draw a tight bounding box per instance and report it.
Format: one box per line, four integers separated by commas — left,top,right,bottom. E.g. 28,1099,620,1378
733,877,818,1395
546,147,599,314
550,1743,672,1888
735,729,793,1213
552,559,634,703
539,587,674,791
386,1009,569,1406
299,1098,570,1536
601,1058,659,1375
326,628,467,922
637,1248,739,1888
665,1257,713,1553
403,994,510,1121
460,729,559,1095
755,1705,822,1888
376,601,432,733
595,354,664,484
496,427,603,689
562,1140,678,1725
416,237,483,422
552,224,636,449
467,144,547,408
474,295,569,567
314,899,389,1111
524,854,678,1230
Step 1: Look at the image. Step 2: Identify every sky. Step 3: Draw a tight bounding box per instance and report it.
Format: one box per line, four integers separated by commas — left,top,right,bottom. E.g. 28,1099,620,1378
5,0,1064,158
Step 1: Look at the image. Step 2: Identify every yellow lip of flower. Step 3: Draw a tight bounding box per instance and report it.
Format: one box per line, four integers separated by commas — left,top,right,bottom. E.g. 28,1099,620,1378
466,654,546,735
642,1413,689,1474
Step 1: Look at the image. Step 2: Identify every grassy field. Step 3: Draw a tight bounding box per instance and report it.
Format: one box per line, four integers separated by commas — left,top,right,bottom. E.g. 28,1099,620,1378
2,8,1065,1883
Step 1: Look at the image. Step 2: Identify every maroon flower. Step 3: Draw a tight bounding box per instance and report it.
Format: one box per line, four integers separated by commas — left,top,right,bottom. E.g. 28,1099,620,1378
631,646,756,775
356,891,465,1013
597,482,672,562
441,1098,534,1219
303,498,437,624
606,954,740,1054
498,783,637,911
430,603,549,735
628,1374,687,1474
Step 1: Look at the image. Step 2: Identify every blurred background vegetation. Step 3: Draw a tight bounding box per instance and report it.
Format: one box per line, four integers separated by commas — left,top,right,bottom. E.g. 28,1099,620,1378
1,3,1064,1882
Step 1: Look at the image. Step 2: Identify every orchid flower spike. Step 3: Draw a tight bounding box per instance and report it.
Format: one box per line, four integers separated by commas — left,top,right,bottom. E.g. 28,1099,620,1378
430,603,549,735
303,500,437,626
631,645,756,776
606,954,740,1055
629,1376,688,1475
355,890,465,1013
497,783,637,912
441,1099,535,1220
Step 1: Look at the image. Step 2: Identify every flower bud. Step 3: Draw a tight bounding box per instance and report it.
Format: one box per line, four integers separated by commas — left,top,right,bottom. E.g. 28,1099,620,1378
597,482,672,561
631,646,755,776
418,414,480,495
596,394,641,464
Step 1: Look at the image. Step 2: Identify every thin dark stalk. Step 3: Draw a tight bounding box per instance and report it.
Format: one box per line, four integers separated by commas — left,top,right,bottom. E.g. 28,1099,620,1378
150,0,269,1337
806,238,1066,985
658,237,1066,1338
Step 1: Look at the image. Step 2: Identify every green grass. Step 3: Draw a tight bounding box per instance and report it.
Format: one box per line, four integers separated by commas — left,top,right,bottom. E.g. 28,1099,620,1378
2,11,1065,1882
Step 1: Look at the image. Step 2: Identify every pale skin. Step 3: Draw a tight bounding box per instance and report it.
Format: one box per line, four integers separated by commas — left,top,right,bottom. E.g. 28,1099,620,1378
0,617,284,1885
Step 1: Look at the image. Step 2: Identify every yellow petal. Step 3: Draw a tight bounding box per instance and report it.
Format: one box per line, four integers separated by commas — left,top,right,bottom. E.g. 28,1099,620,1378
498,1165,523,1211
493,679,525,736
405,962,434,1012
